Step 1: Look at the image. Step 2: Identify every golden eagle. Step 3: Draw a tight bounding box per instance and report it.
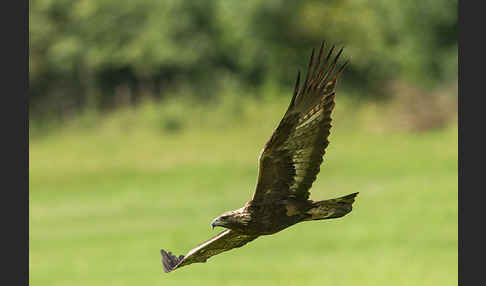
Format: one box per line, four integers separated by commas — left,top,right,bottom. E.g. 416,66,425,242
161,42,358,273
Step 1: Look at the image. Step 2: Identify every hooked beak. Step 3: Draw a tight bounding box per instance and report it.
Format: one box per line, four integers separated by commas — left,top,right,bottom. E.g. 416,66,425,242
211,218,220,229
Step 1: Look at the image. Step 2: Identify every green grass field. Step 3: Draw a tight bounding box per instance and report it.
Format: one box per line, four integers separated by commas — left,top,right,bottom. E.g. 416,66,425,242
30,97,457,286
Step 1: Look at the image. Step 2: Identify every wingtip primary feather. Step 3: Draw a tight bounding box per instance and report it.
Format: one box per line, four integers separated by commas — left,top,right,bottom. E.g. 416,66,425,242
322,58,348,92
336,60,349,77
289,42,348,110
305,41,327,94
301,48,316,94
320,47,344,86
315,45,336,88
290,70,301,108
161,249,184,273
317,46,348,91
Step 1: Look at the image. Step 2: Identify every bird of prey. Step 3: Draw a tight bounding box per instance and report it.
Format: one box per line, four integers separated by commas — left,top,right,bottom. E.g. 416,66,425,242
161,42,358,273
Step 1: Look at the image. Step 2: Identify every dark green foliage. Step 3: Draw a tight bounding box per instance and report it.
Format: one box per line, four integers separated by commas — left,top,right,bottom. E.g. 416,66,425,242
29,0,457,120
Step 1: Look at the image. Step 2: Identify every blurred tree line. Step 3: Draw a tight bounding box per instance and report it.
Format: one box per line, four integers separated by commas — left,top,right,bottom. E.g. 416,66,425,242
30,0,457,121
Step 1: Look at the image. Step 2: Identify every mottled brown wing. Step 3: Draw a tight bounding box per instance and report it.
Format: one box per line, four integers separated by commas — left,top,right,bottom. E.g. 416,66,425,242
252,42,347,204
161,230,259,273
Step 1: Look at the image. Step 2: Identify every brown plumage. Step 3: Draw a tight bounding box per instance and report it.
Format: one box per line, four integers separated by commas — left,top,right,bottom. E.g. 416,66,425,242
161,41,358,273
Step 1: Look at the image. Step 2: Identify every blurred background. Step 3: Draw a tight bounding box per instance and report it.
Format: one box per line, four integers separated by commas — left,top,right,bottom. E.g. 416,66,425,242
29,0,457,285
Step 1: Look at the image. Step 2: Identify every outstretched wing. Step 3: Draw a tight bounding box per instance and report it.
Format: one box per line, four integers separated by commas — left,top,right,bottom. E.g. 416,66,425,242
161,230,259,273
252,42,347,205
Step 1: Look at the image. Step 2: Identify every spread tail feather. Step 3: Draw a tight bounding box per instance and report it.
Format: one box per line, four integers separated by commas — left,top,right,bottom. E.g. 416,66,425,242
306,192,358,221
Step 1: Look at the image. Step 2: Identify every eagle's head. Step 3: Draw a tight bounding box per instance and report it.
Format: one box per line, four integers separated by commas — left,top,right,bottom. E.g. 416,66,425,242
211,207,250,230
